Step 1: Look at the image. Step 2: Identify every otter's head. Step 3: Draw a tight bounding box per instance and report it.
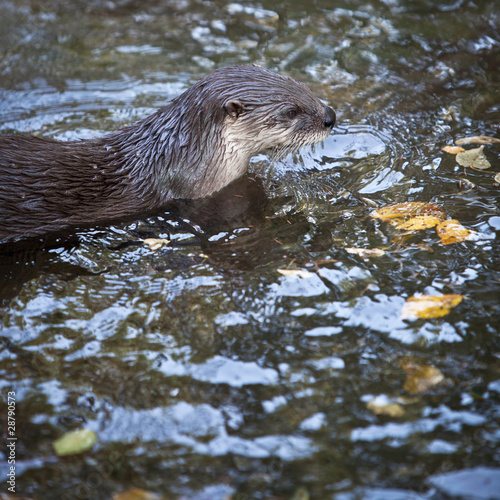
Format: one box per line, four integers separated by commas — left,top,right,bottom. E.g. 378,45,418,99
182,65,335,161
153,65,336,199
212,66,335,160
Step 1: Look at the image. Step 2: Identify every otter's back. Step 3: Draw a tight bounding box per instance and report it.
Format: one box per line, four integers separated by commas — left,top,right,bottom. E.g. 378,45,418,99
0,135,141,242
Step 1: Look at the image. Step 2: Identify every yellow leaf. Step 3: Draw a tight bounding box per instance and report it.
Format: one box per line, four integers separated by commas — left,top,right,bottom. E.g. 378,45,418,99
442,145,465,154
400,361,445,394
371,202,446,223
366,399,405,417
494,173,500,184
112,488,165,500
345,247,385,258
436,219,475,245
394,215,442,231
456,146,491,170
143,238,170,250
53,428,97,456
401,294,464,320
455,135,500,145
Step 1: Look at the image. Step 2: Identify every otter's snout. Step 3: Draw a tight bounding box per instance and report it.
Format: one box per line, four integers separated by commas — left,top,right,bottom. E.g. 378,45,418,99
324,106,336,129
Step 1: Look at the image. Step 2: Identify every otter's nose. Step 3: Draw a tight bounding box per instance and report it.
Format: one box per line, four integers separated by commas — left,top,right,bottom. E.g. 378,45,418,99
324,106,336,128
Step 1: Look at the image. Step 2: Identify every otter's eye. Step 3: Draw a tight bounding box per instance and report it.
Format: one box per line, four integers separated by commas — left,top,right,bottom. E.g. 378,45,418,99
285,109,299,120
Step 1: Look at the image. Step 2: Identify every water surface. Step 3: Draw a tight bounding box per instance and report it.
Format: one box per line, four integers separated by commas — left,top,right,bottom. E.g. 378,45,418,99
1,0,499,499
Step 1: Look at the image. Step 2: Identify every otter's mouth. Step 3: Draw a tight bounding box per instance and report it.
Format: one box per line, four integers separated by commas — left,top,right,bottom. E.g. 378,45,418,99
256,104,336,161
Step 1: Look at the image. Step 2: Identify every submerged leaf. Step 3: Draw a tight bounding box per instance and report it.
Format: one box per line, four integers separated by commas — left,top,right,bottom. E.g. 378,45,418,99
455,135,500,145
112,488,165,500
436,219,475,245
442,145,465,154
53,428,97,456
367,399,405,417
401,294,464,319
345,247,385,258
143,238,170,250
456,146,491,170
400,361,445,394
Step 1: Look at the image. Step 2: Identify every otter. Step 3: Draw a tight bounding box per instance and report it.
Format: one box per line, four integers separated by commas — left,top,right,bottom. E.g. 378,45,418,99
0,65,335,243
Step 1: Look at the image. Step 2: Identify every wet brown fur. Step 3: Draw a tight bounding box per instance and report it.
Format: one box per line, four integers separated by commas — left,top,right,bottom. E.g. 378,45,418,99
0,65,335,243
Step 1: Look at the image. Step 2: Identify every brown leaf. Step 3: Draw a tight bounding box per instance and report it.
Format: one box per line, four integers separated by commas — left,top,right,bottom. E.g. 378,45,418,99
455,135,500,145
456,146,491,170
400,361,445,394
436,219,475,245
401,294,464,319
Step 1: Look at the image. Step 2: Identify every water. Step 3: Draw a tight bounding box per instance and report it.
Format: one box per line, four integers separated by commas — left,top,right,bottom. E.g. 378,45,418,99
1,0,499,499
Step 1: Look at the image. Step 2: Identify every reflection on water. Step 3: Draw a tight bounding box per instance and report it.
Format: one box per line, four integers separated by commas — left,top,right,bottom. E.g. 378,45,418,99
1,0,499,499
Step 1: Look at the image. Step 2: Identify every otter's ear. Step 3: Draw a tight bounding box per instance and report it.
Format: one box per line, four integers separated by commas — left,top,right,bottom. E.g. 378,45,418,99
224,100,245,118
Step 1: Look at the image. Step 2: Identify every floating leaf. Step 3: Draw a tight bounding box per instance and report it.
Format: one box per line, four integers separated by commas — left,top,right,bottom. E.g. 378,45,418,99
371,202,446,224
456,146,491,170
143,238,170,250
400,361,445,394
455,135,500,145
442,145,465,154
494,173,500,184
345,247,385,258
370,203,475,245
371,202,447,238
394,215,442,232
367,399,405,418
401,294,464,320
112,488,165,500
53,428,97,456
436,219,475,245
277,268,314,279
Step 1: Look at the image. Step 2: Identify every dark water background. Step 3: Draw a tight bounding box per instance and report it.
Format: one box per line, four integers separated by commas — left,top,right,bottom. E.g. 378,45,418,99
1,0,500,498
